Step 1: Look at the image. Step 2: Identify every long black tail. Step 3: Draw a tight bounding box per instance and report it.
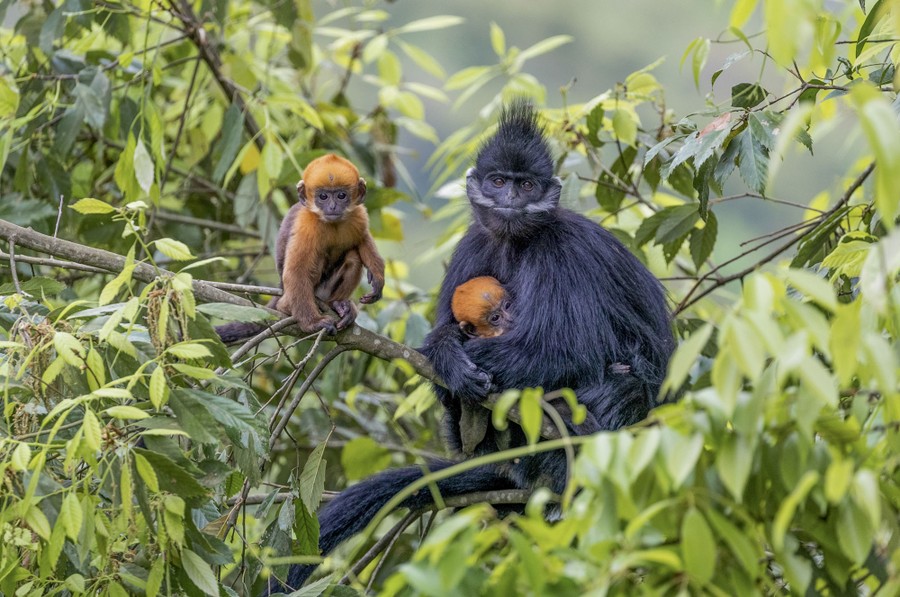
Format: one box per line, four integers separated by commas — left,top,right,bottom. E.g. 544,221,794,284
270,459,512,592
215,322,266,345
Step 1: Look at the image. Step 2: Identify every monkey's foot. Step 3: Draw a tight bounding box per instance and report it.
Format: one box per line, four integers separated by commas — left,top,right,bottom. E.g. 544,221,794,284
331,300,357,330
299,316,338,336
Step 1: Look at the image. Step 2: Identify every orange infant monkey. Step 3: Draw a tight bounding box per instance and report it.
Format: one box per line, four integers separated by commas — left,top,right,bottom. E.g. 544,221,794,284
451,276,512,338
275,154,385,334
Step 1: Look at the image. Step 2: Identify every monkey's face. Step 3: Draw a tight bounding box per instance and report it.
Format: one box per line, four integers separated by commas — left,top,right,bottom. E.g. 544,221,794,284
313,187,355,222
466,169,561,236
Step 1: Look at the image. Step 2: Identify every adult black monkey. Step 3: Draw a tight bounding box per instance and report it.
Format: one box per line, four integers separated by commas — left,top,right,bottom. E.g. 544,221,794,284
272,101,674,592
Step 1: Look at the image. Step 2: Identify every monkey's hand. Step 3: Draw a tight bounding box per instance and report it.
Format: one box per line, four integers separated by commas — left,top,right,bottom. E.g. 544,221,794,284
360,270,384,304
330,300,357,330
420,324,493,402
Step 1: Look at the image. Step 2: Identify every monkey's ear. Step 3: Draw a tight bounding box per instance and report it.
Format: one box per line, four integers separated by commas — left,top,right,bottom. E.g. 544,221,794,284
459,321,477,338
356,178,367,203
296,180,307,205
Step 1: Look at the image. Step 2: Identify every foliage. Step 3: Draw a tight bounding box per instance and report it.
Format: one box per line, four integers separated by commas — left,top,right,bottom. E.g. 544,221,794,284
0,1,898,596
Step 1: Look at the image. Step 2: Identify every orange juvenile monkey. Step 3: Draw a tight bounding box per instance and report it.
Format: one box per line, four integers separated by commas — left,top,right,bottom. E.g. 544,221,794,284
451,276,512,338
274,154,385,334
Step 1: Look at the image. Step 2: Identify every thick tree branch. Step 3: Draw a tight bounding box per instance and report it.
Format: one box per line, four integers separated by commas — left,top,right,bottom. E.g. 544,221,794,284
0,218,437,380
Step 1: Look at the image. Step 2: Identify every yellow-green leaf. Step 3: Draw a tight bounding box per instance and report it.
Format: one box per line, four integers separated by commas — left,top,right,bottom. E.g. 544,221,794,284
104,406,149,420
154,238,194,261
70,198,115,215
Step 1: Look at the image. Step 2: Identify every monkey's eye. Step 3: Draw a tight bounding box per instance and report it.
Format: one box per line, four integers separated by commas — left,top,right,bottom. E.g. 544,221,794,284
318,193,328,201
503,301,512,310
337,192,347,200
492,177,505,187
488,313,502,325
521,180,534,191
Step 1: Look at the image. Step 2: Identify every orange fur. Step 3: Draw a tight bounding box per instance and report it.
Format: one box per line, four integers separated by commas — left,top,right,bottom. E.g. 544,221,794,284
277,155,385,333
451,276,509,338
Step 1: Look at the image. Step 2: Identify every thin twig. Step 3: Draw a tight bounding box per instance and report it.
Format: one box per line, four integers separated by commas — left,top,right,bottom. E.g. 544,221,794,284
7,240,25,295
54,195,64,238
153,210,261,238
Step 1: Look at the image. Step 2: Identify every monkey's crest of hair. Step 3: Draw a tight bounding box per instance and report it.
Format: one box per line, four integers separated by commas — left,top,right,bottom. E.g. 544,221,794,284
302,154,360,190
451,276,505,323
475,100,553,179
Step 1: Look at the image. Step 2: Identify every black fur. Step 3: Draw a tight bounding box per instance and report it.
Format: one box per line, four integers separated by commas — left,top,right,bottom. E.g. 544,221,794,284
273,460,512,591
274,102,674,591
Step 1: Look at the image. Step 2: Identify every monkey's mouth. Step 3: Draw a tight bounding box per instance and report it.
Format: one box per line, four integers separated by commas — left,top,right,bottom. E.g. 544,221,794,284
322,214,345,222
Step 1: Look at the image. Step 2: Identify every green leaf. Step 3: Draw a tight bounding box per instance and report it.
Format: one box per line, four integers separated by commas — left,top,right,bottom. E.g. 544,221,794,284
824,456,854,504
656,204,700,244
519,388,543,445
395,15,464,34
10,442,30,471
850,84,900,224
445,66,492,90
715,433,753,501
680,37,710,89
146,558,164,597
133,139,154,194
134,448,208,498
855,0,886,59
737,128,768,194
134,452,160,493
514,35,573,64
689,210,718,268
53,331,85,366
772,470,819,553
837,501,874,564
705,509,760,576
70,198,115,215
731,83,767,108
154,237,195,261
661,429,704,488
782,268,837,312
300,441,327,514
82,409,102,452
149,366,169,410
729,0,758,28
341,436,391,481
663,322,712,394
681,508,716,584
165,342,211,360
60,493,83,540
181,549,219,596
293,499,320,556
213,103,244,184
104,406,150,420
489,22,506,56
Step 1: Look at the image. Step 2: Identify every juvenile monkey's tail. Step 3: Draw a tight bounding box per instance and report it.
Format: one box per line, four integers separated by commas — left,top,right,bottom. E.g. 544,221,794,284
214,322,266,345
266,459,512,593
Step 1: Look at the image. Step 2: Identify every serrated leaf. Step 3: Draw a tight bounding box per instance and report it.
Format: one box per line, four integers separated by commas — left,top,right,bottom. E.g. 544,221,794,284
213,104,243,184
82,410,102,452
70,198,115,215
341,437,392,481
60,493,83,540
54,331,85,366
181,549,219,596
716,434,753,501
300,442,327,514
731,83,767,108
134,448,208,497
165,342,211,360
134,452,159,492
689,211,718,269
104,406,150,420
133,139,154,193
656,204,700,244
737,129,768,194
11,442,31,471
154,237,194,261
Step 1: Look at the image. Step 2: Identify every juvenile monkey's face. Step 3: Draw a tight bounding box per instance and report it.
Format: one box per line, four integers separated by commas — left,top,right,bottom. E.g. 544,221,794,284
313,186,354,222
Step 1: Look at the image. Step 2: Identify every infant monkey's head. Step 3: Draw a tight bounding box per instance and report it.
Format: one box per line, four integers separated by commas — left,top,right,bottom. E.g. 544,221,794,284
451,276,512,338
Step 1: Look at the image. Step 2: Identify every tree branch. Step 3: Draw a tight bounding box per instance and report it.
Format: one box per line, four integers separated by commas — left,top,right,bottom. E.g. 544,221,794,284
0,218,437,381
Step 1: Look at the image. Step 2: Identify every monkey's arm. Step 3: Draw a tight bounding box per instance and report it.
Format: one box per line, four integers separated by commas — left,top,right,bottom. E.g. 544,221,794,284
357,232,385,304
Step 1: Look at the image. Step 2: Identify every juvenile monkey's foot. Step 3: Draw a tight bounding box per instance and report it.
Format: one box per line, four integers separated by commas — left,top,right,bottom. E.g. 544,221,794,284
331,300,357,330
